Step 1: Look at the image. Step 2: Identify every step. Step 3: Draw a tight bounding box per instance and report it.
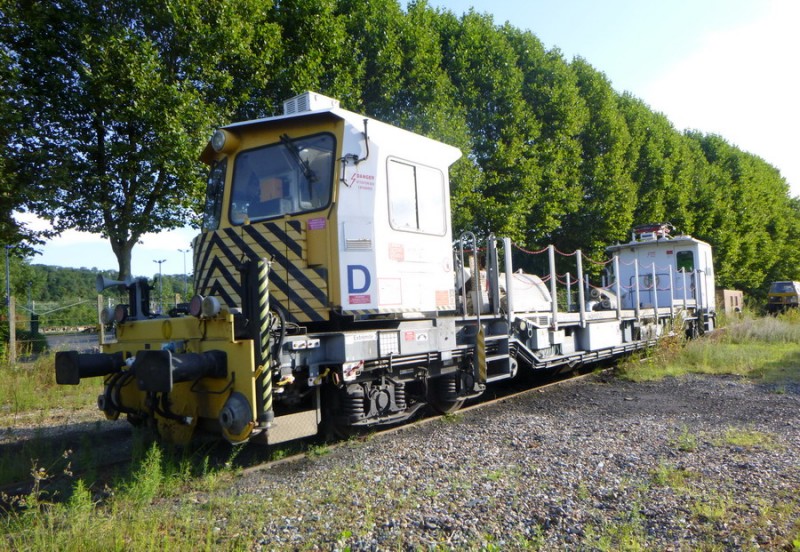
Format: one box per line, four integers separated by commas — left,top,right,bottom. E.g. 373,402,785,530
485,372,512,383
266,409,319,445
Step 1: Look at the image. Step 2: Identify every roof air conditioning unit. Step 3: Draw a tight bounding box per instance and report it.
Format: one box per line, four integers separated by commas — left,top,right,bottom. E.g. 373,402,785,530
283,92,340,115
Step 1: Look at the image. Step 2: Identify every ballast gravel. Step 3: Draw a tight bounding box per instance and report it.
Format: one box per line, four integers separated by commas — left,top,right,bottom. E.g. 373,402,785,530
228,374,800,550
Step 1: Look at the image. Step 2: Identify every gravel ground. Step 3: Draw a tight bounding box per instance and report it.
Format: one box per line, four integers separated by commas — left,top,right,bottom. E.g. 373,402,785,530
228,374,800,550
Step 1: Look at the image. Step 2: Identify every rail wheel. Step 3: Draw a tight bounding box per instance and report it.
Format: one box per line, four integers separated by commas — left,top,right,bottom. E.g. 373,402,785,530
323,384,365,439
429,374,465,414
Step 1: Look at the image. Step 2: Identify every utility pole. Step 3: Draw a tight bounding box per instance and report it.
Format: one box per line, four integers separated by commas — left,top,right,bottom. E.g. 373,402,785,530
4,245,10,308
5,246,13,364
154,259,166,314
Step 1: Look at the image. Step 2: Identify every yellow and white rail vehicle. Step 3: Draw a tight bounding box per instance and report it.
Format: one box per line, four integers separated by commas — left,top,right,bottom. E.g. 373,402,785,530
55,93,716,444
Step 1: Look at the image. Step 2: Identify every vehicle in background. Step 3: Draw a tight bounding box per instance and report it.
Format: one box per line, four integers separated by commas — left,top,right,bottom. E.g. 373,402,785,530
766,281,800,313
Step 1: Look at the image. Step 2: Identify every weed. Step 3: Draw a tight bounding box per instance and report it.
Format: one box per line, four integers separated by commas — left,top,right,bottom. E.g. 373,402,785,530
306,443,331,458
441,411,462,423
485,470,504,482
584,503,648,551
650,463,698,489
672,426,699,452
714,427,777,450
576,482,591,501
691,493,732,523
270,447,288,461
133,446,163,502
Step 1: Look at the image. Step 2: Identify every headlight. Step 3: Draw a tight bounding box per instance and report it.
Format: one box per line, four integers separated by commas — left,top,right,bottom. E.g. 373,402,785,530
211,130,227,152
100,306,115,325
189,295,204,317
201,296,222,318
114,304,128,323
210,129,239,153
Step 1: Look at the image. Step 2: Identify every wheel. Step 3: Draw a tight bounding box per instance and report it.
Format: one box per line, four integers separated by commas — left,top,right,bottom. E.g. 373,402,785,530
322,384,366,440
429,375,465,414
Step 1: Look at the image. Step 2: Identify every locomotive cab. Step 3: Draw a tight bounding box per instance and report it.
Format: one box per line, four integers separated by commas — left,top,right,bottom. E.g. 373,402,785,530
197,91,462,326
607,223,716,333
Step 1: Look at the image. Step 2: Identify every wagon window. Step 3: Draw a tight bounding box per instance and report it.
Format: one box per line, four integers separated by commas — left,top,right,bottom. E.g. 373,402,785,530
676,251,694,273
770,282,795,293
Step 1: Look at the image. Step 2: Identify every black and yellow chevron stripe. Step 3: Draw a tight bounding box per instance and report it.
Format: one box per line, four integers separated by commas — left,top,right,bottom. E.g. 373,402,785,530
193,220,329,324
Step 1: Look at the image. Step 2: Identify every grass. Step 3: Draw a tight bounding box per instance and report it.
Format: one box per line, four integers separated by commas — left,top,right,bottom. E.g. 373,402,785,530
2,313,799,549
618,310,800,384
1,441,248,551
650,463,700,489
714,427,778,450
672,425,699,452
0,351,102,418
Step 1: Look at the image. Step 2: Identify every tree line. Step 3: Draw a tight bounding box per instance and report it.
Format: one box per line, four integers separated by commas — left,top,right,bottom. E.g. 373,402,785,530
2,0,796,301
0,260,192,329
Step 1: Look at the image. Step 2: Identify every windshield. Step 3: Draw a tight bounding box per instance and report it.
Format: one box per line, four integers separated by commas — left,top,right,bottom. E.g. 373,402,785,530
769,281,798,294
229,132,335,224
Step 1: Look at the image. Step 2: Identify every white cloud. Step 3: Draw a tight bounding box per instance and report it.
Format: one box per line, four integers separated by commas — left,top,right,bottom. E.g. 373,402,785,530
15,211,196,276
642,0,800,194
138,226,199,251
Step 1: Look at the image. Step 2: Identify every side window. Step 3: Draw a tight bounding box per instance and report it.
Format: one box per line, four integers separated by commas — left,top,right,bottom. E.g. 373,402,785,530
676,250,694,273
202,159,227,231
387,159,446,235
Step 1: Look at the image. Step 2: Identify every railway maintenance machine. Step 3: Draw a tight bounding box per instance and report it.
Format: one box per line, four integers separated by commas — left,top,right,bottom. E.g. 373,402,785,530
55,92,716,445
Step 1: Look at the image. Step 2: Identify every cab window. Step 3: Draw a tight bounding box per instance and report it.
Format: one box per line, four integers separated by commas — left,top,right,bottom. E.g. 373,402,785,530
202,158,227,231
676,251,694,273
229,133,335,224
387,159,446,235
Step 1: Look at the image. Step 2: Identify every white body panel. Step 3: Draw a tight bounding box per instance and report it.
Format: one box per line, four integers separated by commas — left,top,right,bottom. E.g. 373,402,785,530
607,235,716,313
334,110,462,314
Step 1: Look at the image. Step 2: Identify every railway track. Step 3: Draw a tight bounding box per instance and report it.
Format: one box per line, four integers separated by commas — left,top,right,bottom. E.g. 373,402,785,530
0,367,606,508
239,367,607,475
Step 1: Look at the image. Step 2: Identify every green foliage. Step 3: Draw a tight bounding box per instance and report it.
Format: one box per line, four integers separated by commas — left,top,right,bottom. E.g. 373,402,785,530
555,58,635,258
2,0,798,297
2,0,281,280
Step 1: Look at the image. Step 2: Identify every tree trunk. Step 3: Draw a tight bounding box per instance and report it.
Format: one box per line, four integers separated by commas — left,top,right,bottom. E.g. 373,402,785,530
110,238,134,282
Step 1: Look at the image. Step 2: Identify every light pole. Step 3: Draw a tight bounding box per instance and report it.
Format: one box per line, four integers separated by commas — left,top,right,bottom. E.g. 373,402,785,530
153,259,166,314
178,248,189,300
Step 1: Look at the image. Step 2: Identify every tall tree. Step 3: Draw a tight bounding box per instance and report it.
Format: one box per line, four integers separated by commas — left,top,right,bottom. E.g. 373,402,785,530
505,28,588,245
3,0,281,279
437,10,540,242
267,0,361,108
0,33,40,251
687,132,793,294
555,58,634,257
618,94,693,230
338,0,405,118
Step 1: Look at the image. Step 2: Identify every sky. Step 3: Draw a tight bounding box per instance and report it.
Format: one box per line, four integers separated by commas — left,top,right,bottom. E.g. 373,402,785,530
18,0,800,278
